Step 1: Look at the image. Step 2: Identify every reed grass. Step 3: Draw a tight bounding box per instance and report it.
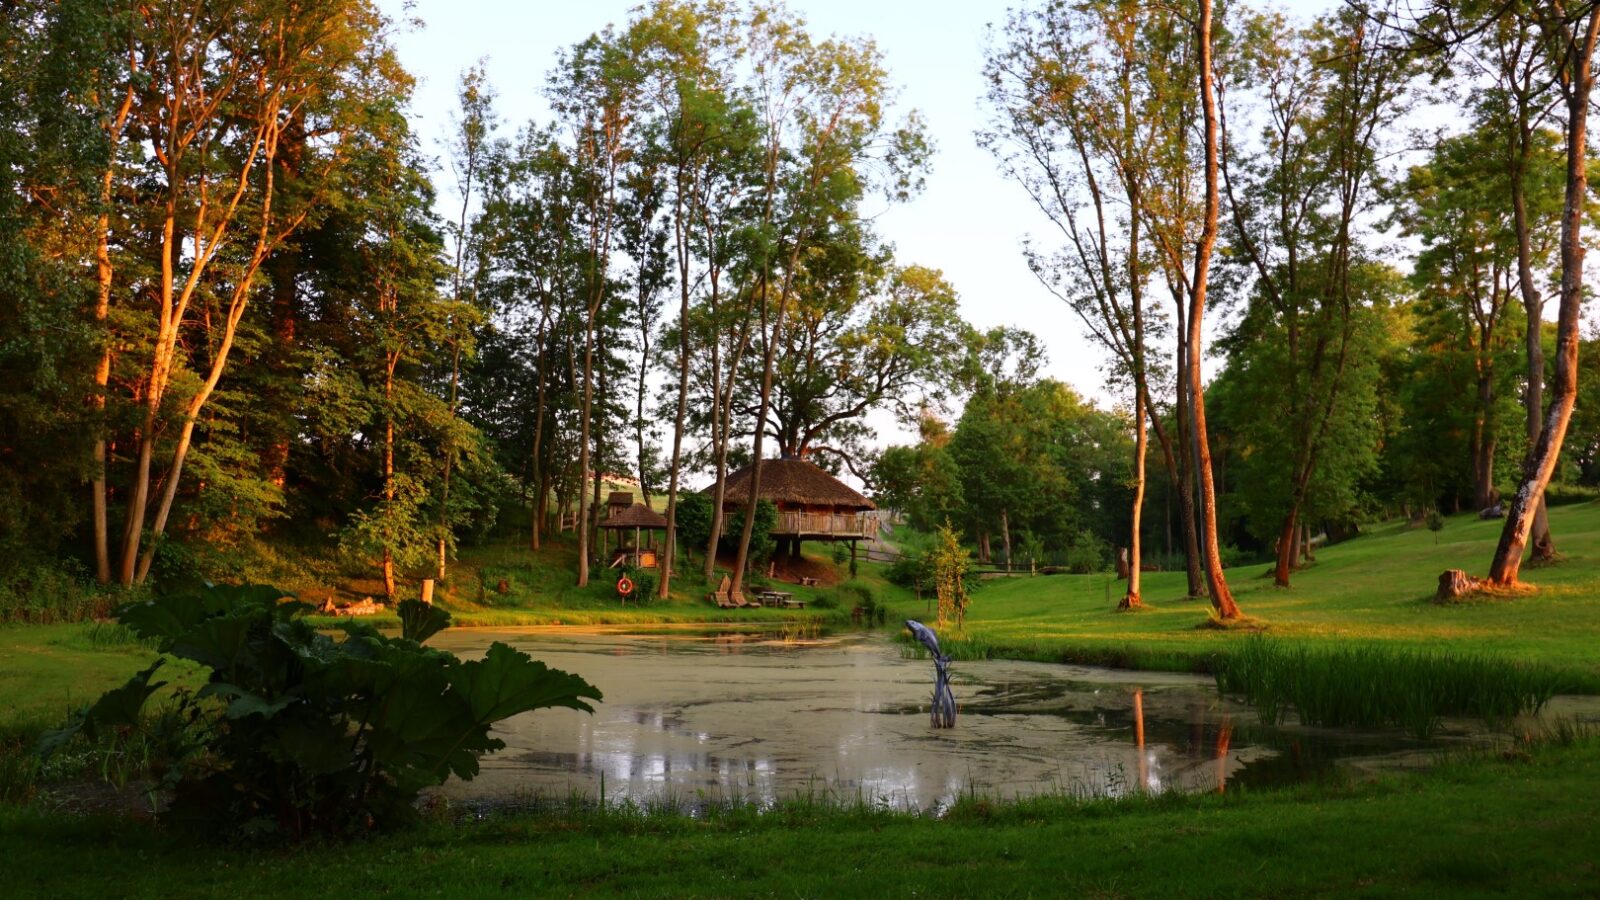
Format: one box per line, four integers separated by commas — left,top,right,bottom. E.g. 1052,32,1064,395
1211,635,1569,737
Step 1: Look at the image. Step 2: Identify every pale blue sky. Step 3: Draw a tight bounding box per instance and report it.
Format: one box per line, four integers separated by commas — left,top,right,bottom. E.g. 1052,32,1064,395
379,0,1337,441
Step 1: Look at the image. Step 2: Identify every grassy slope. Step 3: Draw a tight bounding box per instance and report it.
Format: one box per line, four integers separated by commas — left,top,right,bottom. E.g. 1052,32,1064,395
952,503,1600,682
3,739,1598,898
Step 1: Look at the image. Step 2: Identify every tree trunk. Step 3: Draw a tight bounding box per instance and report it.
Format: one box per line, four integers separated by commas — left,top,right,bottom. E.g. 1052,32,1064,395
1472,369,1497,510
529,341,548,551
1487,11,1598,587
90,88,135,585
1189,0,1241,620
1513,158,1554,559
436,335,461,581
576,317,595,587
1171,341,1208,600
382,351,398,601
1145,400,1204,599
263,249,298,490
1121,382,1147,609
1000,508,1013,571
90,183,116,585
1273,508,1297,588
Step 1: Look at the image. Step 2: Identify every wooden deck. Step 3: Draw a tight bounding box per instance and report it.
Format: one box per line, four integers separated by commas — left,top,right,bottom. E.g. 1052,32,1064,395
773,510,872,539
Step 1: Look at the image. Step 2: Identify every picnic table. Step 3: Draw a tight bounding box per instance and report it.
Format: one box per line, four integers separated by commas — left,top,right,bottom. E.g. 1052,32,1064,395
757,590,805,609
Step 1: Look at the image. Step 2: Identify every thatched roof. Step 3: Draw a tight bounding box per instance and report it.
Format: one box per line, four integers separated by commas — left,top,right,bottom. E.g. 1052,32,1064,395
710,458,876,511
601,503,668,529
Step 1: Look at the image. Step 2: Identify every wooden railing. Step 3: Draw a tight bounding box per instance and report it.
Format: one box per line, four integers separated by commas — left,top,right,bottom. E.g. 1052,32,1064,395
774,511,871,537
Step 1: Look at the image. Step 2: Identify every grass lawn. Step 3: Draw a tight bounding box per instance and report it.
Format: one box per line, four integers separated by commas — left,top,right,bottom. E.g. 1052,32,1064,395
2,736,1597,898
947,502,1600,686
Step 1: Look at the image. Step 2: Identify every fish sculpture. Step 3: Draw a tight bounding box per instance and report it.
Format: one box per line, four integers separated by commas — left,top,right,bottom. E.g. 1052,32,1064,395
904,619,956,728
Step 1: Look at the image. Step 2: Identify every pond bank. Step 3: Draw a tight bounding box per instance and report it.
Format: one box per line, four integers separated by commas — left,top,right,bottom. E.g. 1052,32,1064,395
5,733,1598,897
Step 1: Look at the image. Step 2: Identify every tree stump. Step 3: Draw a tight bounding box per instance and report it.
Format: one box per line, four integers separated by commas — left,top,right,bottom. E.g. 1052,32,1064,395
1436,569,1481,602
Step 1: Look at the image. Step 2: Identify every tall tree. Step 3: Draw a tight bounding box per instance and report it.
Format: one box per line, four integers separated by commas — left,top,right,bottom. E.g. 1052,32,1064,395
436,60,499,582
982,0,1178,608
1221,5,1413,587
104,0,392,585
1426,0,1600,586
725,9,929,599
549,29,637,587
1187,0,1240,617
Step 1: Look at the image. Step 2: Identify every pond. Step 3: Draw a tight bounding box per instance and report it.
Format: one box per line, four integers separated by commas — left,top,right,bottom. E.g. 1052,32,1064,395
427,628,1600,813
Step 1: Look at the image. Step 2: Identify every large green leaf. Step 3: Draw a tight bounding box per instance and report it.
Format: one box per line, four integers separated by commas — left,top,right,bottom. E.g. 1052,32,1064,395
266,718,356,776
117,584,298,645
362,672,491,787
446,642,602,725
36,660,167,758
198,683,297,720
170,614,256,673
398,599,451,644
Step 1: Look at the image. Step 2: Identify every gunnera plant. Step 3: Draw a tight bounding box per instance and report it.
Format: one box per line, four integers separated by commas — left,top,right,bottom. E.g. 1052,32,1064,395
40,584,600,840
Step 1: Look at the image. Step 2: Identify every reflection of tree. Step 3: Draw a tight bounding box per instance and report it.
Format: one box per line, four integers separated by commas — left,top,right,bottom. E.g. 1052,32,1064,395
1215,715,1234,794
1133,689,1149,793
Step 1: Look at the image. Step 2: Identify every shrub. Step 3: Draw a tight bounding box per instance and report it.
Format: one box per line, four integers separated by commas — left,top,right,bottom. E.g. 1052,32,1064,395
673,492,714,559
1543,482,1600,507
886,552,933,592
41,584,601,840
0,559,114,625
1061,535,1108,574
842,583,886,625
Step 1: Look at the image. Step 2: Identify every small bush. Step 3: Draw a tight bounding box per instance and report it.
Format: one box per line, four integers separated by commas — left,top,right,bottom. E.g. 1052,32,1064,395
1061,536,1108,574
886,552,932,592
843,583,887,625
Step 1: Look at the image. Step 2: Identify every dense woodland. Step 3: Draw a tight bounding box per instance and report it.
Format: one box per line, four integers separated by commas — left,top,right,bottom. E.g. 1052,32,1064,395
2,0,1599,619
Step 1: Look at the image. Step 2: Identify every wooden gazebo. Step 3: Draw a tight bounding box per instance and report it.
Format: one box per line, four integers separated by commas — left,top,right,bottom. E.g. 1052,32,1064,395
600,496,669,569
709,457,876,561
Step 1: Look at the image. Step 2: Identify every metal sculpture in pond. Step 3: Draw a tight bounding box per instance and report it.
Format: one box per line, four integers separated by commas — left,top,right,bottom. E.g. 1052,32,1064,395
904,619,956,728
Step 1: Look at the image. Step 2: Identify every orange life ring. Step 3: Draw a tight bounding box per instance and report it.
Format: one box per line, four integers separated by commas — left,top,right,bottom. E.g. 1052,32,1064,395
616,576,634,596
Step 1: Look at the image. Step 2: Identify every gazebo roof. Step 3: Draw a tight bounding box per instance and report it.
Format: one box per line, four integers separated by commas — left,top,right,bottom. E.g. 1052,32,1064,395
600,503,669,529
710,458,876,511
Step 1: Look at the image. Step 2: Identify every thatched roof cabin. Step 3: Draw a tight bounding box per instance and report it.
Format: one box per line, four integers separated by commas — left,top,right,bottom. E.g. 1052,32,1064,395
601,503,669,530
708,458,874,540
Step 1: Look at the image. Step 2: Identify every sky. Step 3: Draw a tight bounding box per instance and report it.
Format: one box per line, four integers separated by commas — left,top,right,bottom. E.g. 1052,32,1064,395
377,0,1339,447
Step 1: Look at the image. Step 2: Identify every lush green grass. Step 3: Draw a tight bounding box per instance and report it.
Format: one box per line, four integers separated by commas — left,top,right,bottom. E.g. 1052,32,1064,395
1212,636,1567,737
1,734,1597,897
947,502,1600,687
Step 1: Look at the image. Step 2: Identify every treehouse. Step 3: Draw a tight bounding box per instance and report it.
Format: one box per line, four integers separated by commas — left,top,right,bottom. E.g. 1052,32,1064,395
601,492,668,569
709,457,876,561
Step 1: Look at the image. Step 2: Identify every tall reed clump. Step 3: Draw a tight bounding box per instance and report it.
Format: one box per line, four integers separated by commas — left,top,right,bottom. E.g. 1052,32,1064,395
1212,636,1568,738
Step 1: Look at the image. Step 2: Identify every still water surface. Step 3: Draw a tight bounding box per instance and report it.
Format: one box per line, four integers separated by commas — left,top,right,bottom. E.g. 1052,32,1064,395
427,628,1600,812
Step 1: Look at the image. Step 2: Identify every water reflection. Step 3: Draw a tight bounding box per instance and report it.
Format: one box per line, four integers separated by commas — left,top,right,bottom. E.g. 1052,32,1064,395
425,629,1600,812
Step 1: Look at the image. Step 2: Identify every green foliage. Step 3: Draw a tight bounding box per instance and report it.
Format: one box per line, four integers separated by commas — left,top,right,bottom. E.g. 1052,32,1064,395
0,559,115,625
723,500,777,564
841,583,886,625
43,583,600,839
1212,636,1565,738
929,523,972,630
672,493,714,562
